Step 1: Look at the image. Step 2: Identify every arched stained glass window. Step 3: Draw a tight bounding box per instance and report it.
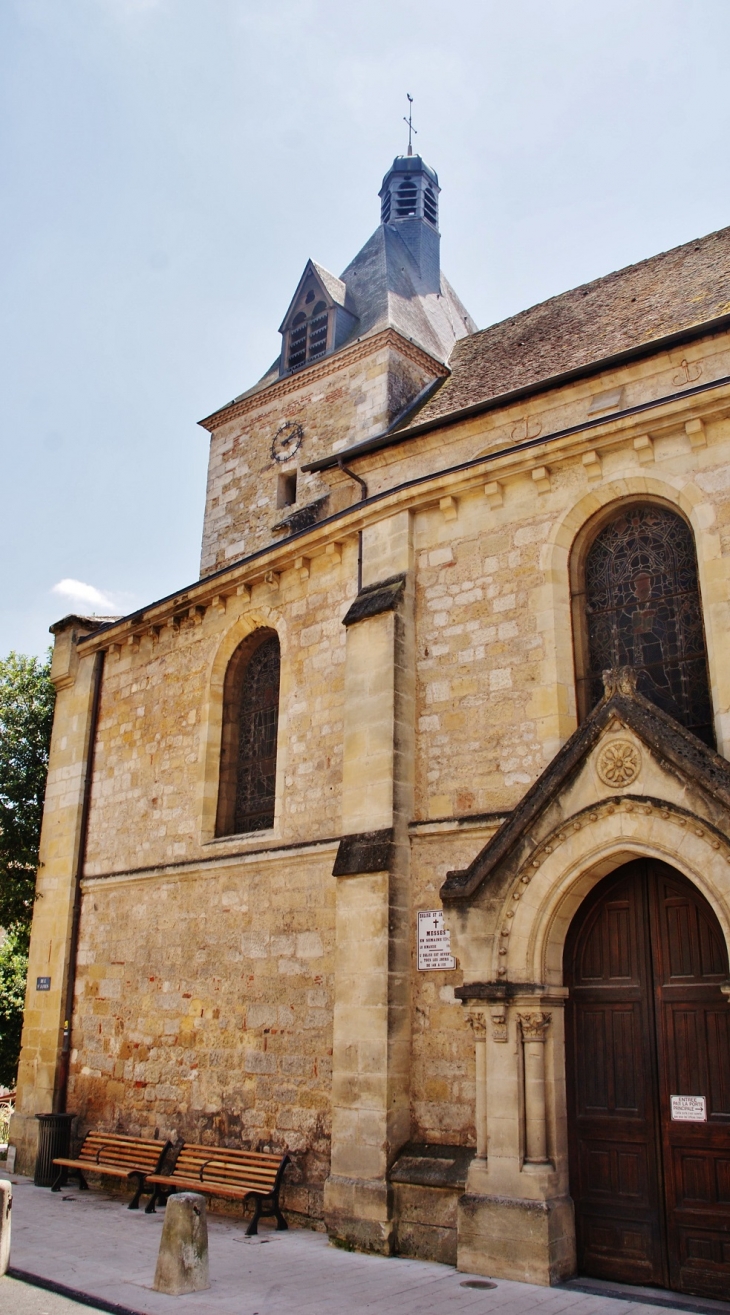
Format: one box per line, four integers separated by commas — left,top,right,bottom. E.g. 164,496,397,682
216,631,281,835
578,504,713,745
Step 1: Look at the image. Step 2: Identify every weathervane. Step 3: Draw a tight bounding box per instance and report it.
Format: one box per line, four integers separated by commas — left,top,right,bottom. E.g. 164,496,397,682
403,93,417,156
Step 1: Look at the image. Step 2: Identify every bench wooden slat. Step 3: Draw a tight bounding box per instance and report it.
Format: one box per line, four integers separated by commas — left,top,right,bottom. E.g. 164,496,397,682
52,1131,172,1210
147,1172,276,1189
144,1141,290,1235
52,1160,138,1180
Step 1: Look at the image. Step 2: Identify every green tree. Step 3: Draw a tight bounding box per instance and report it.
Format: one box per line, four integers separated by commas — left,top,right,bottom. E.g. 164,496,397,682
0,652,55,1086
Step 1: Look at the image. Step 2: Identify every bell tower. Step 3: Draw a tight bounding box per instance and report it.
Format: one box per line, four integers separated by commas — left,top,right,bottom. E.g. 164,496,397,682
378,154,441,291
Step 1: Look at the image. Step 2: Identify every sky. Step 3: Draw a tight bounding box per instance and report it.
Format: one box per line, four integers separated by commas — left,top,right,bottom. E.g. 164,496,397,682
2,0,730,657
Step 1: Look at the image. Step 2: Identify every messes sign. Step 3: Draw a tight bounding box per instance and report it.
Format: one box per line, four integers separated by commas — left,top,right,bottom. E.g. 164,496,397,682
417,910,455,971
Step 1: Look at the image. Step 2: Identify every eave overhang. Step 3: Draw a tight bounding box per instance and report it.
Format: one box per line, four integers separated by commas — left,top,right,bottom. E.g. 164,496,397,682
197,328,448,433
302,311,730,474
75,368,730,655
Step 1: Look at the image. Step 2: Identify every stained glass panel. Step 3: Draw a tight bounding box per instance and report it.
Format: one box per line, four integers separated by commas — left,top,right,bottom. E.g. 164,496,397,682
234,635,280,832
581,505,713,744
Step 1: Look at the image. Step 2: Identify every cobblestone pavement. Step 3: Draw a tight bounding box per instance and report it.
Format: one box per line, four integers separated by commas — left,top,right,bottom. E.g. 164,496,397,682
0,1175,718,1315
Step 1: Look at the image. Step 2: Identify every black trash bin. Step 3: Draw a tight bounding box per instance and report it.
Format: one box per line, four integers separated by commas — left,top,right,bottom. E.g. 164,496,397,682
34,1113,75,1187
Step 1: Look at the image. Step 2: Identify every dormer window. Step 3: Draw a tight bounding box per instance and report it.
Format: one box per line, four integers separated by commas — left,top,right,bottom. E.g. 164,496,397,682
286,299,331,371
279,259,358,378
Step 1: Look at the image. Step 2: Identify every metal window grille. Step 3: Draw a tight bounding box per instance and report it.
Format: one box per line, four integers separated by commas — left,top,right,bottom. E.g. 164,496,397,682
581,505,714,744
234,635,281,832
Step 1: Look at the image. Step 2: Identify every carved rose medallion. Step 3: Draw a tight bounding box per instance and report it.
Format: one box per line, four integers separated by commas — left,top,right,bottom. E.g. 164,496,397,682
596,738,641,788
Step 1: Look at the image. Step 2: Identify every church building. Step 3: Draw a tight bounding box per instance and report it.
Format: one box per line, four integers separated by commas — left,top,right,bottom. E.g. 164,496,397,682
11,145,730,1299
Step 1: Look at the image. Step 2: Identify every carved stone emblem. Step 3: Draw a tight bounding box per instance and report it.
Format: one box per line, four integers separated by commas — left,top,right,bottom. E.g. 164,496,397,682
601,665,638,698
596,738,642,788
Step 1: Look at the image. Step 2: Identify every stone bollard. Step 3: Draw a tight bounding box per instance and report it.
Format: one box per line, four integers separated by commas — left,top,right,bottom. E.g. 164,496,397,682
0,1180,11,1276
153,1192,210,1295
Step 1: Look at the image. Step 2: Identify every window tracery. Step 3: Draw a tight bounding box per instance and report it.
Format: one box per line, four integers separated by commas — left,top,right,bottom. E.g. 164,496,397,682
577,504,713,744
216,631,281,836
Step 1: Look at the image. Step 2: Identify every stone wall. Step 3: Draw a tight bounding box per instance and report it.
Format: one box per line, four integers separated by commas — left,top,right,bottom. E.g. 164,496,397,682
14,323,730,1272
199,334,441,576
84,555,355,876
71,851,335,1221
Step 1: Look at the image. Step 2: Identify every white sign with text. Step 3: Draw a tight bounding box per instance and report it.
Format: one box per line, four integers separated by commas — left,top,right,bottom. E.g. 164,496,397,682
670,1095,706,1122
417,910,456,971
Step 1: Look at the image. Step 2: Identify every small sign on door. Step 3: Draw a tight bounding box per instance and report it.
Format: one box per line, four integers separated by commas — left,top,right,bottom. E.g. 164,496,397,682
670,1094,706,1122
417,910,456,971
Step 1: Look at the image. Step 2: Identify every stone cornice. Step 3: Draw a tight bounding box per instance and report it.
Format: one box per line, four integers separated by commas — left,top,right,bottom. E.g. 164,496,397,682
198,329,449,432
75,374,730,654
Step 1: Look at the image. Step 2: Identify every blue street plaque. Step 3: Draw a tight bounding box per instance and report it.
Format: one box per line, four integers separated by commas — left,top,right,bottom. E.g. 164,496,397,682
36,976,51,991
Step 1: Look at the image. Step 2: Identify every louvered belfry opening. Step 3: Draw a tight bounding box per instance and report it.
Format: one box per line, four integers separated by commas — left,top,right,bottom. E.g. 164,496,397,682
286,293,329,371
423,186,438,225
395,177,418,217
216,630,281,836
579,504,714,744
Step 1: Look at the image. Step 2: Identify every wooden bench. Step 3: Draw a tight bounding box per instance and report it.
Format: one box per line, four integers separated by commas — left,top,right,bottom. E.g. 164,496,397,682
144,1144,291,1235
52,1131,171,1210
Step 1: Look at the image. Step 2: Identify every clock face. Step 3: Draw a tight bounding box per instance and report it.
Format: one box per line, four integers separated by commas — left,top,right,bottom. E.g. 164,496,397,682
271,420,304,464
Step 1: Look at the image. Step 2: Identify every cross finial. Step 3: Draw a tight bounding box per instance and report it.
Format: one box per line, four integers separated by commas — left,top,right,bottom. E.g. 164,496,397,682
403,93,417,156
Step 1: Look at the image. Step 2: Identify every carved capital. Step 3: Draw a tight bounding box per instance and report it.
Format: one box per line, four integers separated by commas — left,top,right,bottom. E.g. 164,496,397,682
518,1011,551,1041
491,1011,508,1043
467,1011,487,1039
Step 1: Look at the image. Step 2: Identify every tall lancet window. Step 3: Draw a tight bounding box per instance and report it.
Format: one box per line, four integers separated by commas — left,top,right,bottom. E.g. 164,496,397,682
216,631,281,835
575,504,713,744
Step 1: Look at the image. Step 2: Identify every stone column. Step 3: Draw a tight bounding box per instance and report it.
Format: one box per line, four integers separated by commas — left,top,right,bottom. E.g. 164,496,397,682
457,991,573,1286
518,1012,551,1165
467,1011,488,1160
9,620,102,1172
324,511,415,1254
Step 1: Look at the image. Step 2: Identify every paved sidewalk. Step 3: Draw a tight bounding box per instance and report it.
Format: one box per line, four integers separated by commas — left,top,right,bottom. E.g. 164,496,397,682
0,1174,715,1315
0,1274,96,1313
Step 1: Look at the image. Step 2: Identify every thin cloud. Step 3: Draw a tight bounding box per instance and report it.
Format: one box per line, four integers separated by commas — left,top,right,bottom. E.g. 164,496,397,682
51,578,119,614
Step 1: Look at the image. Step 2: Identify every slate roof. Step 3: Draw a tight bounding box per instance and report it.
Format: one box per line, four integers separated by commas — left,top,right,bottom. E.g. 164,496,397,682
225,226,477,409
408,225,730,430
336,225,476,365
310,261,348,309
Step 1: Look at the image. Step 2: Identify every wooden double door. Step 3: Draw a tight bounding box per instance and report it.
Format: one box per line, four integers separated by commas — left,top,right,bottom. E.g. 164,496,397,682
565,859,730,1298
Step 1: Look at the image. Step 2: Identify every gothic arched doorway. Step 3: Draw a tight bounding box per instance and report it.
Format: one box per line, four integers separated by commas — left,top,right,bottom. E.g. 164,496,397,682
564,859,730,1299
